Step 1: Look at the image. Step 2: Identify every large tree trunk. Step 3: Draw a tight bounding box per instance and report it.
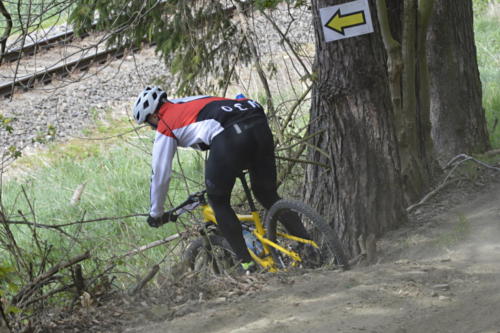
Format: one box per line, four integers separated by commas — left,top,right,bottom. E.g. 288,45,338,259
427,0,490,165
305,0,407,258
378,0,440,204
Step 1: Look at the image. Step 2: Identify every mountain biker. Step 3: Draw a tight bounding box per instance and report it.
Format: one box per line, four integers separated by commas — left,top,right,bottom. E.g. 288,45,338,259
132,86,310,272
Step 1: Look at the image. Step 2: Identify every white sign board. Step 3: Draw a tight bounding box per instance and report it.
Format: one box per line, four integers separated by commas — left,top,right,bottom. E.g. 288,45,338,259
319,0,374,42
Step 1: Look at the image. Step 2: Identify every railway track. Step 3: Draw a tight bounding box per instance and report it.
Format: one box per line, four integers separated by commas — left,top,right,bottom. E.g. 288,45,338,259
2,28,88,63
0,4,241,100
0,26,137,99
0,46,137,99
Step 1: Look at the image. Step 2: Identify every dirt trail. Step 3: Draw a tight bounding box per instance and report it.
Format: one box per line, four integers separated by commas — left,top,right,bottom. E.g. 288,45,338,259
125,178,500,333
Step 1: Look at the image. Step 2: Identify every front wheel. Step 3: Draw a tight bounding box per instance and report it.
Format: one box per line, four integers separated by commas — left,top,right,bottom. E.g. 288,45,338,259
182,234,238,276
265,199,348,270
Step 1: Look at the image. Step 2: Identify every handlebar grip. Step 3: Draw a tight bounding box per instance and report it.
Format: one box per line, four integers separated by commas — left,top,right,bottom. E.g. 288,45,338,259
161,211,178,224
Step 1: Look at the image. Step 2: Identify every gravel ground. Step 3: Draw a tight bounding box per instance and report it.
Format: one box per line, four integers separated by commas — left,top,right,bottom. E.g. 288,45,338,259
0,5,313,164
0,47,169,158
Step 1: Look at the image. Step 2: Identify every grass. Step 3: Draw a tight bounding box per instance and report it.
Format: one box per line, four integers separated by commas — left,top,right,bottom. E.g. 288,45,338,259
1,118,206,288
474,2,500,148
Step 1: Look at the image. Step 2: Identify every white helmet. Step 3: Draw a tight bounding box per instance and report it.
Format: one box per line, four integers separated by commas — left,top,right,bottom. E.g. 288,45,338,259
132,86,167,124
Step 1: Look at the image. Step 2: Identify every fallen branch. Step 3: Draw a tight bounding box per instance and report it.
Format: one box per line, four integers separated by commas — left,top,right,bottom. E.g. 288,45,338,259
70,182,87,205
406,178,461,213
129,265,160,296
115,233,184,260
4,213,148,229
445,153,500,171
407,153,500,213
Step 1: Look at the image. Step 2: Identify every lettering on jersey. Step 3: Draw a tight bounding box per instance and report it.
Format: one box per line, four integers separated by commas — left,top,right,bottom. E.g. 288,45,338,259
234,103,248,111
219,100,261,112
247,100,262,109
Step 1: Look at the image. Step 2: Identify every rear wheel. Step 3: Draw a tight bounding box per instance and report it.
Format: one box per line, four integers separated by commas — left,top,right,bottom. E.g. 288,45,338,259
265,199,348,270
182,234,238,276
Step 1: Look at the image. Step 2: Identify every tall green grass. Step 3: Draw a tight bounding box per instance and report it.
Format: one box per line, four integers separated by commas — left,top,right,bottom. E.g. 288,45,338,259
474,2,500,148
1,123,205,286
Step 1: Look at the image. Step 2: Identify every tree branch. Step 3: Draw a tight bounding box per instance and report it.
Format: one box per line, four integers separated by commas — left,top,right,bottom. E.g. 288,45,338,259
282,84,312,130
4,213,148,229
276,129,326,152
275,155,330,170
0,0,12,64
129,264,159,295
13,251,91,306
114,233,184,260
407,154,500,212
259,10,311,78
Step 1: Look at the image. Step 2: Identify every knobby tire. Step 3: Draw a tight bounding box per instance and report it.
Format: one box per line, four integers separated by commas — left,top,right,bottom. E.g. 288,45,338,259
182,234,237,275
265,199,348,269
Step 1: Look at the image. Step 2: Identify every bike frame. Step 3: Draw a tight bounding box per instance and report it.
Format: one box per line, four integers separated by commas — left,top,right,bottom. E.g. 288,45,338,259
198,173,318,272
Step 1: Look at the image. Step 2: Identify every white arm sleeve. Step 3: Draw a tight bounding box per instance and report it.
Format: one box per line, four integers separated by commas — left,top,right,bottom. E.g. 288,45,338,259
149,133,177,218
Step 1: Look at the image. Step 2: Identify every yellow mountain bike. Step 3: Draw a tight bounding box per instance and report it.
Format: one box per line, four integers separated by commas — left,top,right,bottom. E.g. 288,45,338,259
167,173,347,274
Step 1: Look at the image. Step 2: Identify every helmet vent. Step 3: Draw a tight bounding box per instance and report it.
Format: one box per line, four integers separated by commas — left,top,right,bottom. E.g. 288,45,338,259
143,100,149,109
152,92,157,99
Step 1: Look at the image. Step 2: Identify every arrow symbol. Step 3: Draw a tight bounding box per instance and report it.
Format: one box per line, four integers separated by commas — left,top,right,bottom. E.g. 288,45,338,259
325,8,366,35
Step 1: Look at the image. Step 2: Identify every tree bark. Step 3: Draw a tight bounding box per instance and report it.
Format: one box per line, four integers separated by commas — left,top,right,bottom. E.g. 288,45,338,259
427,0,490,164
375,0,441,204
305,0,407,258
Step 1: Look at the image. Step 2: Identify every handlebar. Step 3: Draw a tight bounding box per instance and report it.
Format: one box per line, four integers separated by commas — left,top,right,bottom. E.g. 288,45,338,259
166,190,207,221
159,171,250,226
154,190,206,227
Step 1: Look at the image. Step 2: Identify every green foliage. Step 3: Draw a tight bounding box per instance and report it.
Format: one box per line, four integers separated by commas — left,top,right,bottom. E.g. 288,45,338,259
0,262,20,315
31,124,57,144
473,0,498,13
254,0,282,9
0,114,14,133
474,9,500,148
69,0,252,95
0,114,22,159
253,0,304,10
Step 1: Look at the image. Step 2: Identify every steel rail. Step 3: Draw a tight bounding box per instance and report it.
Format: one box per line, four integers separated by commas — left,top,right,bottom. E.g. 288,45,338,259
1,24,97,63
0,45,138,98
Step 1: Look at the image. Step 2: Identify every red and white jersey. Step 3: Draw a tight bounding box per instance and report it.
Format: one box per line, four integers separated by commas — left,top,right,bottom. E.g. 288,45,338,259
150,95,265,218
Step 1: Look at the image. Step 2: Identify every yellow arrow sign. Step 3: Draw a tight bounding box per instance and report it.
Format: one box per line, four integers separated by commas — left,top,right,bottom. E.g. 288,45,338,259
325,8,366,35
